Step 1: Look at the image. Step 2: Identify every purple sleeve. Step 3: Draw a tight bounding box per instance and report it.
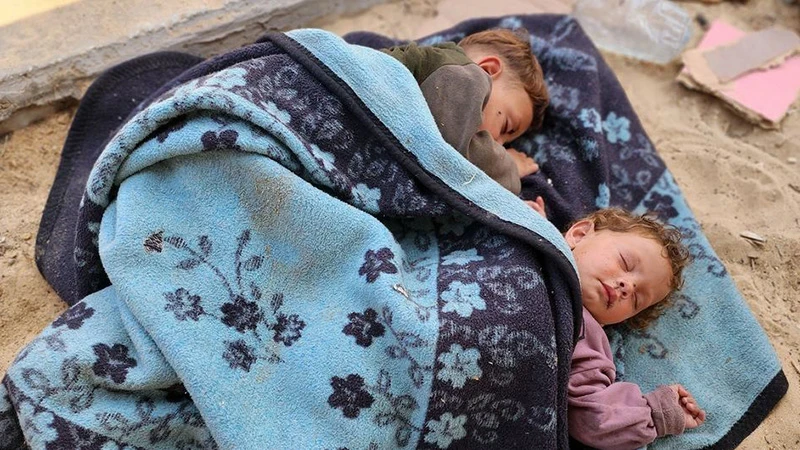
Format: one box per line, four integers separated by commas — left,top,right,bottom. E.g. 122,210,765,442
644,386,686,437
568,310,685,449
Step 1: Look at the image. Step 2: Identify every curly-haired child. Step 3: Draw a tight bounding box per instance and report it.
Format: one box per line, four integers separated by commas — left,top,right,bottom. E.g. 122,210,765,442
564,208,706,450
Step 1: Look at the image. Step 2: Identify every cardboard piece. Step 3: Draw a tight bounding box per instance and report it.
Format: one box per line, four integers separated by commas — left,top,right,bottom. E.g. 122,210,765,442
678,20,800,129
704,27,800,82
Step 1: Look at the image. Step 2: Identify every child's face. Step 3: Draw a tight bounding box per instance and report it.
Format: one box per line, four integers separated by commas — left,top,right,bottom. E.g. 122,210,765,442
565,220,673,326
475,58,533,146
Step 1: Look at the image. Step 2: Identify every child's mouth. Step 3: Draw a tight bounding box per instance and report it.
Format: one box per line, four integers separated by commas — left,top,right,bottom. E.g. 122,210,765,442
602,283,617,309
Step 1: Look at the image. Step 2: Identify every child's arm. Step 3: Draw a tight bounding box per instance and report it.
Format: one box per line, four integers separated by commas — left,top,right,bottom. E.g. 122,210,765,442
569,370,686,449
569,310,693,449
408,59,525,194
464,131,523,193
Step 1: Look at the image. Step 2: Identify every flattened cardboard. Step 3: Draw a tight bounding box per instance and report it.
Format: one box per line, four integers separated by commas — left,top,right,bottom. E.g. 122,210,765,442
679,20,800,129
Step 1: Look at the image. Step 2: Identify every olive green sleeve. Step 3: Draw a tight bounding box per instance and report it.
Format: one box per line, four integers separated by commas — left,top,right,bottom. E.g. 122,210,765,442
418,64,521,194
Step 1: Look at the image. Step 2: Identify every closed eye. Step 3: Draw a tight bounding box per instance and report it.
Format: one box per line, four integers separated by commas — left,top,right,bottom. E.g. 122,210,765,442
620,253,640,309
620,253,630,271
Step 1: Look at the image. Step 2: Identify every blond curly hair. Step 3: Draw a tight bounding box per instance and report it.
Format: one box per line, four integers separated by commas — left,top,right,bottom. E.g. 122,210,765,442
579,208,692,330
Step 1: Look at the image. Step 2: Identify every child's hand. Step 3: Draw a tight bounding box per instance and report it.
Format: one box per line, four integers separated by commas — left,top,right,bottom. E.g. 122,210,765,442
524,196,547,219
506,148,539,177
670,384,706,429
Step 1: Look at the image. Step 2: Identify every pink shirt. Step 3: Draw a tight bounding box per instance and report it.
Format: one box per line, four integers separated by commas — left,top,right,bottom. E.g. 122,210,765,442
568,308,685,450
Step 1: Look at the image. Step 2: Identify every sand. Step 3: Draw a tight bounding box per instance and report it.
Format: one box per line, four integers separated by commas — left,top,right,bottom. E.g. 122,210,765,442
0,0,798,447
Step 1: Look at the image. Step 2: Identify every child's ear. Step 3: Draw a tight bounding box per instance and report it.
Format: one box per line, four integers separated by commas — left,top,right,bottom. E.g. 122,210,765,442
476,55,503,79
565,220,595,249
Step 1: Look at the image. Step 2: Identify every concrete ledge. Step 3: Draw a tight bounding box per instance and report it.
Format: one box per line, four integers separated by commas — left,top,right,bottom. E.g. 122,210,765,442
0,0,386,134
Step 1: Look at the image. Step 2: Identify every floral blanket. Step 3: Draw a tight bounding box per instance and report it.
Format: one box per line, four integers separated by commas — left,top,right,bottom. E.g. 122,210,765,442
2,28,580,449
4,14,786,450
346,16,786,449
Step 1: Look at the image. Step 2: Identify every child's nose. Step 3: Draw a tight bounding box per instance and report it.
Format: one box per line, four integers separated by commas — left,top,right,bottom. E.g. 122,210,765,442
618,279,635,298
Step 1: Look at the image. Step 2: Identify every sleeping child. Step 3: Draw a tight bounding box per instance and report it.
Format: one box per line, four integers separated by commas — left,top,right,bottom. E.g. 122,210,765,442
383,28,548,194
563,208,706,449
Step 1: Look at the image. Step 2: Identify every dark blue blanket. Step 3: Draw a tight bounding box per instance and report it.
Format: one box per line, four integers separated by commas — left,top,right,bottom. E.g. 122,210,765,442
3,14,786,450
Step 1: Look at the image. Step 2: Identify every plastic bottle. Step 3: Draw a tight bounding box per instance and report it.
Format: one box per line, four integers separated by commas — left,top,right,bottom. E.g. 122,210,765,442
572,0,693,64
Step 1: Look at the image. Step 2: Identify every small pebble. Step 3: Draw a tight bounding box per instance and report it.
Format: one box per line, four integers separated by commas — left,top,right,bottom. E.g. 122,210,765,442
788,157,797,164
22,232,32,241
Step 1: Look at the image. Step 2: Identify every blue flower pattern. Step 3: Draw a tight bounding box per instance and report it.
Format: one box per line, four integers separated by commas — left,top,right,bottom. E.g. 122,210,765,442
436,344,482,389
602,112,631,144
440,249,483,266
424,413,467,448
440,281,485,318
353,183,382,212
580,137,600,161
528,17,599,73
548,83,580,111
595,183,611,208
579,107,602,133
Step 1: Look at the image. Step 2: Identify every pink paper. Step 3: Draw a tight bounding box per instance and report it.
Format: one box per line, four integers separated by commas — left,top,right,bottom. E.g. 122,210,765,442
683,20,800,124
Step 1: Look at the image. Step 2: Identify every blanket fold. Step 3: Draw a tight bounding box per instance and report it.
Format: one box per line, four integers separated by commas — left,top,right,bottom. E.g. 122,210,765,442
4,14,786,450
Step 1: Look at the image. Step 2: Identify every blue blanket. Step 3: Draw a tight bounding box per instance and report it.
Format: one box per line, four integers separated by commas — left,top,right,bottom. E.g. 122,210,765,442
346,16,788,450
2,27,580,449
3,14,786,450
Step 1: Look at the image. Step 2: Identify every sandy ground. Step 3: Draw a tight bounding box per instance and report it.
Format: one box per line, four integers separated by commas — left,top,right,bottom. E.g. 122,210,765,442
1,0,798,447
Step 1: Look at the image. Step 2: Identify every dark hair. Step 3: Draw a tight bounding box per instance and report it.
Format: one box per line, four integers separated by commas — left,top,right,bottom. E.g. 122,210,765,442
459,28,549,131
580,208,692,329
